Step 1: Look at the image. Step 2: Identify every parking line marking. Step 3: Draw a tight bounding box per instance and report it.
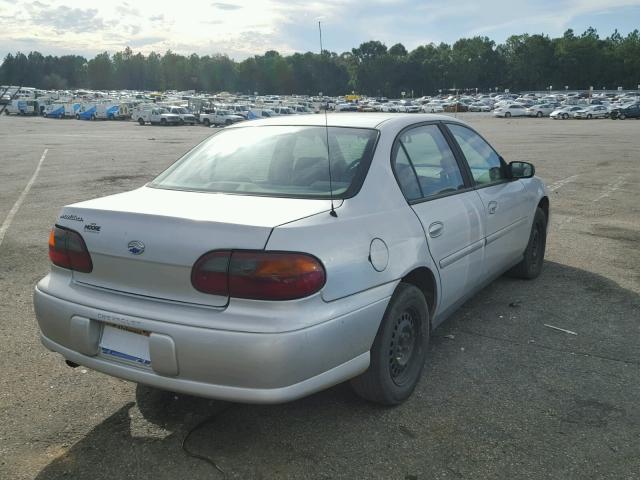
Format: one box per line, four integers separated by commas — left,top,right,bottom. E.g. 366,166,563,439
547,174,579,192
593,175,627,202
0,149,48,248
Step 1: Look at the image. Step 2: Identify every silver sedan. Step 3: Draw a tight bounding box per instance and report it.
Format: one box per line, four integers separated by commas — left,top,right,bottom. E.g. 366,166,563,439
34,113,549,405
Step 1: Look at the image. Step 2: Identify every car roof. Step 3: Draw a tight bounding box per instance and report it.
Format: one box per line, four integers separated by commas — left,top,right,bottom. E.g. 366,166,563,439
227,112,461,130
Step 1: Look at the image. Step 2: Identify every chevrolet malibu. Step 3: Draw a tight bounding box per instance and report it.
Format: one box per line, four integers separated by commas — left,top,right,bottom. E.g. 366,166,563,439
34,113,549,405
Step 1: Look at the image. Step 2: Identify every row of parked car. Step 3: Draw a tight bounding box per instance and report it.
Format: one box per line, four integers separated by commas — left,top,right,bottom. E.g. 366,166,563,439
493,101,640,119
1,97,312,127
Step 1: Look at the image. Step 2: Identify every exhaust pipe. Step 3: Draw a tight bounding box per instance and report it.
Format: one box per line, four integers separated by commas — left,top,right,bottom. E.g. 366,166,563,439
65,360,80,368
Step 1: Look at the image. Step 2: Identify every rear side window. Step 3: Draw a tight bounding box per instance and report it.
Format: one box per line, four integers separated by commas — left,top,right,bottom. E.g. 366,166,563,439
447,124,506,185
392,124,466,201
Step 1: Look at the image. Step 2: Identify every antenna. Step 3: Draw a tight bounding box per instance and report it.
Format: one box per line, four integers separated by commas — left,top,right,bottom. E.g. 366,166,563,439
318,21,337,218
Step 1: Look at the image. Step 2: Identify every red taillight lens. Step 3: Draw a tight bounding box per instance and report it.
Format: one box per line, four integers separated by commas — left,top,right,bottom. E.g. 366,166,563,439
229,251,325,300
191,250,231,296
191,250,326,300
48,226,93,273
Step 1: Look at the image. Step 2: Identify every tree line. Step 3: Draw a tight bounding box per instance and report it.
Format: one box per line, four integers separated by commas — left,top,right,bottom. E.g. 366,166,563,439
1,28,639,96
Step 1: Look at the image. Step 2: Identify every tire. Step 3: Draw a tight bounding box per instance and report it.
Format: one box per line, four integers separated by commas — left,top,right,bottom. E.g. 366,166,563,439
138,118,145,126
179,118,185,125
350,283,430,405
505,112,511,118
618,113,626,120
587,114,592,119
536,111,543,118
562,113,569,120
225,119,232,126
203,118,210,127
161,118,167,125
75,114,80,120
91,114,96,121
508,208,547,280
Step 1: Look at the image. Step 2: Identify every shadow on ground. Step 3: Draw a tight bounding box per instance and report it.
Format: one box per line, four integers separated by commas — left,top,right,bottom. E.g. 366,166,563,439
35,262,640,480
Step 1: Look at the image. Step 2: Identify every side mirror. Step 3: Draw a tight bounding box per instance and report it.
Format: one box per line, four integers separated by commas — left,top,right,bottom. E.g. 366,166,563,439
509,161,535,179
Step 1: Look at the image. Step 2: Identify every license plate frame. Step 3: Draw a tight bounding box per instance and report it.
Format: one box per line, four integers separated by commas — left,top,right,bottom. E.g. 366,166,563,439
100,323,151,367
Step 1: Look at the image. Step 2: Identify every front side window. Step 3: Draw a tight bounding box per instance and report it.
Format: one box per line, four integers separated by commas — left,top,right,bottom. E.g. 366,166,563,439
392,124,466,201
447,124,506,185
150,126,378,199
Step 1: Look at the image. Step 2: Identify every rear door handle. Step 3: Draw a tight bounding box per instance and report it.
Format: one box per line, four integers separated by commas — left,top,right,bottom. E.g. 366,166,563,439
488,201,498,214
428,221,444,238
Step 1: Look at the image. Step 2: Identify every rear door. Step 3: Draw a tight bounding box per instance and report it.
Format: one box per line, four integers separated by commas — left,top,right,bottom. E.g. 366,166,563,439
391,123,485,314
445,123,531,277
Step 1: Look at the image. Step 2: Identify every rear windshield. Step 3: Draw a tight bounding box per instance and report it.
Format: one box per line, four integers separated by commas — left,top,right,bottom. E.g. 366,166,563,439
150,126,378,199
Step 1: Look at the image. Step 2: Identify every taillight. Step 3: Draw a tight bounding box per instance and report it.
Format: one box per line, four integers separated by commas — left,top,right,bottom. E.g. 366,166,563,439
191,250,231,297
48,226,93,273
191,250,325,301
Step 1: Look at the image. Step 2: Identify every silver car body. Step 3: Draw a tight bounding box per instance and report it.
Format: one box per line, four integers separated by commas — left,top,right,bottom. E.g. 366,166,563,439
34,113,548,403
572,105,609,119
493,104,528,117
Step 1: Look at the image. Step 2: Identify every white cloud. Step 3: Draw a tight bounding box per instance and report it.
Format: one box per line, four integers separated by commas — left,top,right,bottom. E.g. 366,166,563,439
0,0,638,61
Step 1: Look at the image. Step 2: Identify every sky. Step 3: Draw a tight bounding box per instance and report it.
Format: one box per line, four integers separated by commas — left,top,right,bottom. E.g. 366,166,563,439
1,0,639,60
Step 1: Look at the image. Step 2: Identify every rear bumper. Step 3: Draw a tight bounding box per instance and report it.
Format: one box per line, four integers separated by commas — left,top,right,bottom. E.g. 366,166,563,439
34,283,390,403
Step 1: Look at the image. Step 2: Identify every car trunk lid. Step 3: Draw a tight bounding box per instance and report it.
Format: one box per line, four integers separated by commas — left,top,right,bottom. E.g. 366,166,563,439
57,186,335,307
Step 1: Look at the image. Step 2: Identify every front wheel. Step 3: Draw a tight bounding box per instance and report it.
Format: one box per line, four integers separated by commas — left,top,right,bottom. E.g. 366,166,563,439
536,111,543,118
203,118,210,126
562,113,569,119
618,113,626,120
505,112,512,118
587,114,592,119
508,207,547,279
160,118,167,125
350,283,429,405
138,118,145,126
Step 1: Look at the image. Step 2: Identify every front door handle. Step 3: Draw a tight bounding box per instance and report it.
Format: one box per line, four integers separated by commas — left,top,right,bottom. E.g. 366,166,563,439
488,201,498,214
428,221,444,238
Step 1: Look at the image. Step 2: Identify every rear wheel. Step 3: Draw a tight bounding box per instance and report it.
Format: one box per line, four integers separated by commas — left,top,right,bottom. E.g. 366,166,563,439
350,283,429,405
91,114,96,121
75,114,80,120
562,113,569,119
138,118,145,126
505,112,512,118
161,118,167,125
508,208,547,279
619,113,626,120
203,118,210,127
536,111,543,118
587,114,592,119
225,119,232,126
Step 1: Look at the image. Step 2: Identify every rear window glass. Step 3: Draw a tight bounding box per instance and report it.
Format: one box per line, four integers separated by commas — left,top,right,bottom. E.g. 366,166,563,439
150,126,378,199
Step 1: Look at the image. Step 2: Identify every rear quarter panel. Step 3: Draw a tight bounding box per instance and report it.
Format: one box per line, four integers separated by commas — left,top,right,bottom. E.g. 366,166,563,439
266,125,439,304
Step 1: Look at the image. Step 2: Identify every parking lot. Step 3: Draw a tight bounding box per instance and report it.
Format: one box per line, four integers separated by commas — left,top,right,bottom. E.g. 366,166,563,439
0,115,638,480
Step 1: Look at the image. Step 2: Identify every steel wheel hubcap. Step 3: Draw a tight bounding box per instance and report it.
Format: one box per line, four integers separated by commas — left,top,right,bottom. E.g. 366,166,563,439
531,226,540,262
389,310,417,383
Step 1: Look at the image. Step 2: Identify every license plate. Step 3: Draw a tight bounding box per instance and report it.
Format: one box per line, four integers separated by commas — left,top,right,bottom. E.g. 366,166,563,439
100,324,151,366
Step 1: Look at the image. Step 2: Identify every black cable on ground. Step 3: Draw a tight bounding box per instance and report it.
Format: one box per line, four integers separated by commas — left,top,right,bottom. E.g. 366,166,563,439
181,405,233,478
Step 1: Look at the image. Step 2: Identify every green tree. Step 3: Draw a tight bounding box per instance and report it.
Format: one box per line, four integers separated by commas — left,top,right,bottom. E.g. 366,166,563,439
87,52,113,89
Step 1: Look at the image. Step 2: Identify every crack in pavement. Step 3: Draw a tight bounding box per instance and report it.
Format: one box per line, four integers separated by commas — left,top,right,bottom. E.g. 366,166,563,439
456,328,640,366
